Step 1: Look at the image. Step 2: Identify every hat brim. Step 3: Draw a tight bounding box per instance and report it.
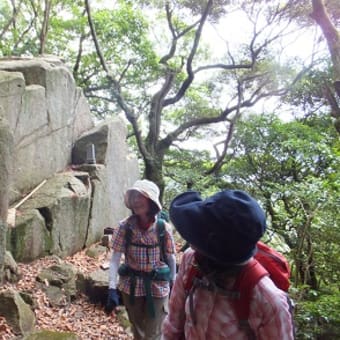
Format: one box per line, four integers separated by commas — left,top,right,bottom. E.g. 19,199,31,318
125,188,162,210
169,190,266,264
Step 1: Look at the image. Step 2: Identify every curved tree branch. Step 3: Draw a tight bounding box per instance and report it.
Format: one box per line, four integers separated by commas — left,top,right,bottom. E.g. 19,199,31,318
311,0,340,97
0,0,23,39
84,0,150,160
162,0,213,106
205,80,244,175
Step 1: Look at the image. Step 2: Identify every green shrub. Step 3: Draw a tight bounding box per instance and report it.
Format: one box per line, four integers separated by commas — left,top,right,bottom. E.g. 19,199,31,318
294,287,340,339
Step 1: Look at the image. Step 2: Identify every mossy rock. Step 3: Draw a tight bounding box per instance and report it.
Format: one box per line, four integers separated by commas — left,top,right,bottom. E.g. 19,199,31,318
23,330,78,340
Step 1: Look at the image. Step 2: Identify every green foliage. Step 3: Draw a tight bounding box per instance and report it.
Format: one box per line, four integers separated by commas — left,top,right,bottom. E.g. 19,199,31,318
163,83,220,125
163,147,222,207
0,0,161,118
294,287,340,339
208,112,340,337
0,0,85,56
283,65,334,116
221,113,339,286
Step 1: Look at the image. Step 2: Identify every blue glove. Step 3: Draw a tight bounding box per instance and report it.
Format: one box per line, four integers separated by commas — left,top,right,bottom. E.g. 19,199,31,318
104,288,120,314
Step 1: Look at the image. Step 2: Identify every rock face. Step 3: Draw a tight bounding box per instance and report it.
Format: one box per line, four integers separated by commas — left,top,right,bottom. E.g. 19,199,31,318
0,288,36,335
72,120,140,246
0,56,95,204
0,115,14,282
22,330,78,340
0,56,139,266
7,172,91,261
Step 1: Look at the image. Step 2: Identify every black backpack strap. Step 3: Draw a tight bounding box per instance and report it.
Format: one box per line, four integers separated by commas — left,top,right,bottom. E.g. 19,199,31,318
124,225,133,254
124,218,168,265
157,218,168,265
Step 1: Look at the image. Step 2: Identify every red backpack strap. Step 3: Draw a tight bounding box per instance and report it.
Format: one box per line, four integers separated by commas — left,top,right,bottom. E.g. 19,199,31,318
182,254,199,326
233,259,269,338
184,255,201,293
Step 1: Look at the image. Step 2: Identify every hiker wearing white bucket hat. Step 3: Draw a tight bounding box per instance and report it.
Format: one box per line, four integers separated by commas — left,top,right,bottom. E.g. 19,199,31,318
106,179,176,340
124,179,162,213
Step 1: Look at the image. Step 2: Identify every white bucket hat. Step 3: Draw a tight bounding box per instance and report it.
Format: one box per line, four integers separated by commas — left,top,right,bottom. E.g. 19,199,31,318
125,179,162,211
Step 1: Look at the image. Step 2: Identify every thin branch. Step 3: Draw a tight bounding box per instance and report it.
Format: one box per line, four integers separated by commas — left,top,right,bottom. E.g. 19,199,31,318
84,0,148,159
84,0,110,74
205,80,244,175
0,0,23,39
159,3,201,65
162,0,213,106
73,32,87,77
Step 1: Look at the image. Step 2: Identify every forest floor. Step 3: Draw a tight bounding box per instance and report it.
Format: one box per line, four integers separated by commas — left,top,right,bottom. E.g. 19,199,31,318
0,248,133,340
0,235,185,340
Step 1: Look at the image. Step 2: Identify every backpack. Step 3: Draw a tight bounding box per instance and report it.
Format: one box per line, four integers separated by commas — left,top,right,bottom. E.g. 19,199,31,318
124,212,169,265
184,241,291,339
255,241,290,291
120,213,170,318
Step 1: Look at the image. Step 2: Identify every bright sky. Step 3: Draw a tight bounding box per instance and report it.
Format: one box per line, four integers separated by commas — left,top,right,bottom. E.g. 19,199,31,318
184,10,326,152
203,8,322,63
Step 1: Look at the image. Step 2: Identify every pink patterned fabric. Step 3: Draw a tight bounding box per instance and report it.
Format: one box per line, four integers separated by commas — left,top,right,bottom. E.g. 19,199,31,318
112,217,175,298
162,248,294,340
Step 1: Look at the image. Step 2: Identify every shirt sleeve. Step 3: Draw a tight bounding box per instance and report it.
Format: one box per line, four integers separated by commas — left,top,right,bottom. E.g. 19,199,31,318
162,249,193,340
165,224,177,281
167,253,177,282
108,251,122,289
252,276,295,340
111,222,127,253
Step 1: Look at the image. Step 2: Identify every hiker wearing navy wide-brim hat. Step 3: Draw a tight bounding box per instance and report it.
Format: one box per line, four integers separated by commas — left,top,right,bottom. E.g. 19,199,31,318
163,189,294,340
169,190,266,264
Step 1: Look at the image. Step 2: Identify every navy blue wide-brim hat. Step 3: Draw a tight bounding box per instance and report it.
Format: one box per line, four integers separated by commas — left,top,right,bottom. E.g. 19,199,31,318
169,190,266,265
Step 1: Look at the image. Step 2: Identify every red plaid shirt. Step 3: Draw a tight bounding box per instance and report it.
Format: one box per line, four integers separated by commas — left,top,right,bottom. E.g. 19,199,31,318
112,216,175,298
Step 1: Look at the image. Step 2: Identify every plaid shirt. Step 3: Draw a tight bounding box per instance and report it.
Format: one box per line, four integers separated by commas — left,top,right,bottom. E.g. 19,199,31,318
162,248,294,340
112,216,175,298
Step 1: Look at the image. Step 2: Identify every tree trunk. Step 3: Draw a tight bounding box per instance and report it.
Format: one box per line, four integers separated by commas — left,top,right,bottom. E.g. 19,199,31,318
311,0,340,133
39,0,52,55
143,153,166,204
311,0,340,94
305,235,318,289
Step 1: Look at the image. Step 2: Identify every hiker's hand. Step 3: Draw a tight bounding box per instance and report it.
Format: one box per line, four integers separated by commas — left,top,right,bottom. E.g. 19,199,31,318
105,289,120,314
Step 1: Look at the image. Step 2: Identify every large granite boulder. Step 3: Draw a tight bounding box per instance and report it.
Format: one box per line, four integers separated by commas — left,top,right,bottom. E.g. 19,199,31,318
0,116,13,282
0,56,139,270
0,56,94,204
0,288,36,336
72,118,139,245
23,330,78,340
7,172,91,261
36,263,78,307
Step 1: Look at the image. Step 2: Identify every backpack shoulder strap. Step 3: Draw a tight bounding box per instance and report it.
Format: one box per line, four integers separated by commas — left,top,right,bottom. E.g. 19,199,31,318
183,255,270,338
233,259,269,338
184,257,201,293
124,225,133,253
157,218,168,265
